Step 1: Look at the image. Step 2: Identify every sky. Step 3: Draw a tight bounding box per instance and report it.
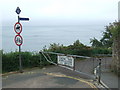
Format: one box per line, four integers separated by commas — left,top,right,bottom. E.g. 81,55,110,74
0,0,120,26
0,0,120,51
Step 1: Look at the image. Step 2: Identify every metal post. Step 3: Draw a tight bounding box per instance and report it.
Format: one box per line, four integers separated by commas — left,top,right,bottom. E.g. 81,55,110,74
105,57,106,69
18,14,23,73
19,45,23,73
98,58,101,84
18,15,19,22
93,57,94,73
39,52,42,67
56,55,58,66
73,57,75,71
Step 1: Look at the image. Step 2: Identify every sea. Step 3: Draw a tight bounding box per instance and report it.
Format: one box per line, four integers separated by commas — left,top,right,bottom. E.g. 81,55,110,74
2,25,104,53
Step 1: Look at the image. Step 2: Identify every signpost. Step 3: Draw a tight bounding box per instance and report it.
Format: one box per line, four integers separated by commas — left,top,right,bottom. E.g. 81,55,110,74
14,7,29,73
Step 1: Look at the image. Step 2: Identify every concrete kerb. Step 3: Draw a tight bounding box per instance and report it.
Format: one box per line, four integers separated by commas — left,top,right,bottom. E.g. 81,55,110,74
1,71,19,76
1,67,42,76
100,80,110,90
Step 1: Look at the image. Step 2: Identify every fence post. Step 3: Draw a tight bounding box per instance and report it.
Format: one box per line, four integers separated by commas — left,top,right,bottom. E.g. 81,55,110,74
93,57,94,73
39,52,41,67
98,58,101,84
105,57,107,69
73,57,76,71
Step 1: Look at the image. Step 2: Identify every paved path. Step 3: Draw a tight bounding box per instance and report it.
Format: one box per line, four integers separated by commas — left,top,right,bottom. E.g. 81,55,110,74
2,66,97,88
101,72,119,88
100,57,119,89
2,57,118,89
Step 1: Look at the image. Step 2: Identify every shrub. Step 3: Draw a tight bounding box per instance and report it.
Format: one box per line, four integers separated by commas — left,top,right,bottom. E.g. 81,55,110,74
2,40,112,73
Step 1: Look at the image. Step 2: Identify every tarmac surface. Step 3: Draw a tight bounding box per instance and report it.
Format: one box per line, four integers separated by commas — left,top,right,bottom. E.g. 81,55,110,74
2,57,119,89
2,66,97,88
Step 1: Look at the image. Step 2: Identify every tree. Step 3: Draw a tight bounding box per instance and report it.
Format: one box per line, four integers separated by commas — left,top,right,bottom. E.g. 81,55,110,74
100,26,113,48
73,40,84,47
90,37,103,48
108,22,120,76
90,26,113,48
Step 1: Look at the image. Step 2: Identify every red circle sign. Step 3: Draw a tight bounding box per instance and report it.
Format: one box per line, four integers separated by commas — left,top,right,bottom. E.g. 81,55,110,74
14,22,22,34
14,35,23,46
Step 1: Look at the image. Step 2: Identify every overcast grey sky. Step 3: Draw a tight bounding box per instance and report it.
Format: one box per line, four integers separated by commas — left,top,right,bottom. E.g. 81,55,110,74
0,0,119,26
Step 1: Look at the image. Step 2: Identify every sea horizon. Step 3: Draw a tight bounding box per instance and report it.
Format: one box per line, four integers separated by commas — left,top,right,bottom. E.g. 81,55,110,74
2,24,105,53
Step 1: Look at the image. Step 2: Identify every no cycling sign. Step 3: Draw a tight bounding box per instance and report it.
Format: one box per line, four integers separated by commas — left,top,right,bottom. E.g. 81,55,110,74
14,34,23,46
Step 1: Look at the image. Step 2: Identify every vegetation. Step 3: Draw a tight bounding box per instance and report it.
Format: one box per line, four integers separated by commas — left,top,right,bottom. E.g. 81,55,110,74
44,40,92,56
90,21,120,76
108,22,120,76
2,39,112,73
90,25,113,48
2,51,51,73
3,22,118,73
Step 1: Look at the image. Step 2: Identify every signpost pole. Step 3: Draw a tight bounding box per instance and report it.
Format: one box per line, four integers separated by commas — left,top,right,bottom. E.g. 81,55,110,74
15,7,29,73
19,45,22,73
18,13,23,73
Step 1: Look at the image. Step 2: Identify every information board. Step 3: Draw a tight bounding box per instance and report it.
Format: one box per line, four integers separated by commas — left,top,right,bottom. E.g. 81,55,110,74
57,55,74,67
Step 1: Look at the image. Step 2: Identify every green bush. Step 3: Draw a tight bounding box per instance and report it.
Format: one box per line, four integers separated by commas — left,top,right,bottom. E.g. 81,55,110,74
45,40,93,56
2,40,112,73
2,51,19,72
2,51,44,73
92,47,112,55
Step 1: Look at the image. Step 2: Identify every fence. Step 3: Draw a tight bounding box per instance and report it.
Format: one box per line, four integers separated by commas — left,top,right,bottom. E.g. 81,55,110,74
39,51,112,84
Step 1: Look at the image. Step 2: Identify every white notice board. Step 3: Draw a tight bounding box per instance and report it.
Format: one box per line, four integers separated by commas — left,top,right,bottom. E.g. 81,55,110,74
57,55,74,67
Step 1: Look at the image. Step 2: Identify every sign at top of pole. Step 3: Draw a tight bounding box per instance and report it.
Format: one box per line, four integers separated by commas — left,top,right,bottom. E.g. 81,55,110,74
16,7,21,14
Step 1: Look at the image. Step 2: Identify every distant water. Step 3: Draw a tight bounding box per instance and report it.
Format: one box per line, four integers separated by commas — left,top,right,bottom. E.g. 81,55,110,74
2,25,104,52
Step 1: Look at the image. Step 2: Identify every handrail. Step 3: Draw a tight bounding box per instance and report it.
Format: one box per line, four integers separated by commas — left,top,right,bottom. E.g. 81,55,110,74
39,51,91,58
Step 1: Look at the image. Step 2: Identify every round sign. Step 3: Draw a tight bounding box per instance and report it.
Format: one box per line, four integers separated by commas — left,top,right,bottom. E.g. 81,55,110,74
14,22,22,34
14,35,23,46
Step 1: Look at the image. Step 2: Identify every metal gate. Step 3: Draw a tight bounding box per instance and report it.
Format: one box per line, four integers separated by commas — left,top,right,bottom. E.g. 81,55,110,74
39,51,95,79
39,51,112,83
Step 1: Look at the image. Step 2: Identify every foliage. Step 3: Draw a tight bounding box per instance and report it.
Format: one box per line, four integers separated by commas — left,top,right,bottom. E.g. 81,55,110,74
109,22,120,39
90,38,103,48
100,26,113,48
2,51,19,72
2,39,112,73
45,40,92,56
2,51,50,73
92,47,112,55
90,25,113,48
108,22,120,76
46,40,112,56
90,21,120,75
